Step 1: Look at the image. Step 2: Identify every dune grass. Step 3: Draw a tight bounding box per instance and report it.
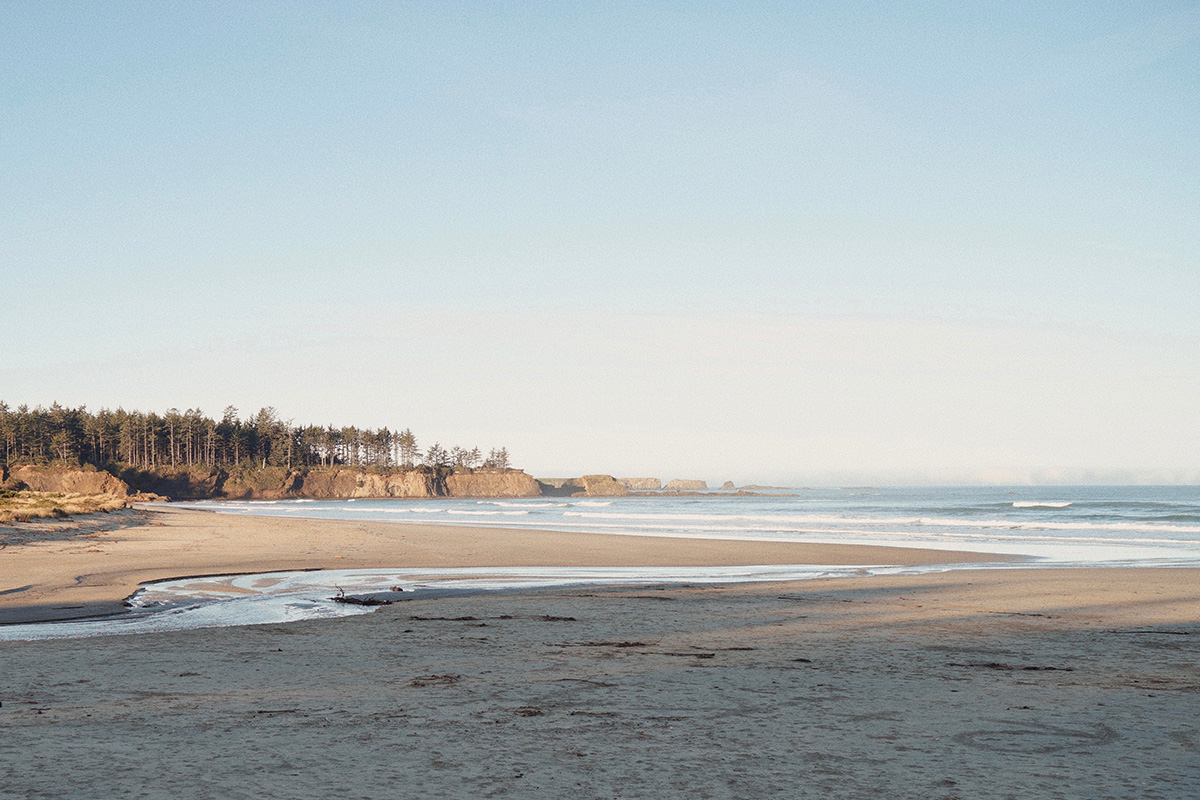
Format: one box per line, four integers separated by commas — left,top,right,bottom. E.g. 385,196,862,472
0,491,128,523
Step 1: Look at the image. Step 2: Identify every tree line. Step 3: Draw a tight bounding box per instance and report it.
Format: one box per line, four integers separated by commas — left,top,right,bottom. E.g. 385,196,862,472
0,402,511,472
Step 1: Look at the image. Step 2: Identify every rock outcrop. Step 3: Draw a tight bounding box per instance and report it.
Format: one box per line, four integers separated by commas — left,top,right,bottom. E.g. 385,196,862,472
535,478,576,497
9,466,129,497
2,464,542,501
127,491,169,502
536,475,629,497
575,475,629,497
276,469,437,500
618,477,661,491
117,466,224,499
664,479,708,491
719,481,736,490
445,469,541,498
225,467,540,500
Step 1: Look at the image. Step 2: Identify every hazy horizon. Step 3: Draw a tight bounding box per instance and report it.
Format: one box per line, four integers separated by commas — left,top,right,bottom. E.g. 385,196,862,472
5,4,1198,486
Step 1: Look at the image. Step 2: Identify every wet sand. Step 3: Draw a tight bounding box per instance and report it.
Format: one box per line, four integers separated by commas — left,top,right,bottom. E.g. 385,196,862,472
1,568,1198,798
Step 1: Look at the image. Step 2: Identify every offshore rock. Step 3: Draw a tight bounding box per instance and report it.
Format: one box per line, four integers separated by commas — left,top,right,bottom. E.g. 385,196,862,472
664,479,708,491
618,477,661,491
536,475,630,497
575,475,630,497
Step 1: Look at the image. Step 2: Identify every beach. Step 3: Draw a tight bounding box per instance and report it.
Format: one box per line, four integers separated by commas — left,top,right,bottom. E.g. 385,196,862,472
2,508,1199,798
0,505,998,625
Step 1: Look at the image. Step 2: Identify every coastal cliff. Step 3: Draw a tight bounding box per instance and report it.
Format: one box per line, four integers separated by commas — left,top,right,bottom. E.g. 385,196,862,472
3,464,540,501
251,469,437,500
233,467,539,499
445,469,541,498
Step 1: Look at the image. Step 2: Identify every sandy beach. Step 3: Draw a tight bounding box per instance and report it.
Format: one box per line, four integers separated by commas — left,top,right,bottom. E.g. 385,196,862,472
0,505,999,624
2,508,1199,798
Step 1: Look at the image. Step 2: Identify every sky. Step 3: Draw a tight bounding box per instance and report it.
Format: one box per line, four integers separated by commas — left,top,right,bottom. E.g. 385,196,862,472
3,2,1199,485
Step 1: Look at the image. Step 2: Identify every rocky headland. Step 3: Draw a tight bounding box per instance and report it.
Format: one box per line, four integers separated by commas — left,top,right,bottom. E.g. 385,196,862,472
2,464,541,502
3,465,777,504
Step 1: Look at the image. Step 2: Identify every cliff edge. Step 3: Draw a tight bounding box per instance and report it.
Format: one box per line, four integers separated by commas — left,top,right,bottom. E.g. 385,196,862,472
2,464,541,501
9,465,130,497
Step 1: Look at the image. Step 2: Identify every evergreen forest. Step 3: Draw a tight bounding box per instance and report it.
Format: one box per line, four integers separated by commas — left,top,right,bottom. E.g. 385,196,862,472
0,402,511,472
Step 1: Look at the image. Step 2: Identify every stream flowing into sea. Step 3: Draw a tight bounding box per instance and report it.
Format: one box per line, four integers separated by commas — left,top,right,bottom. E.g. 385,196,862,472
5,486,1198,641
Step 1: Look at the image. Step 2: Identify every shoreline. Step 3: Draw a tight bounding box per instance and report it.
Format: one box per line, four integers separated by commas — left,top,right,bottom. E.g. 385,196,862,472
1,505,1013,626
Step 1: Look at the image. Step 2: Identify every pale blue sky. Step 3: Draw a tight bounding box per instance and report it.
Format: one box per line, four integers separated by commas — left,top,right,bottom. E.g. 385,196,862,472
4,2,1199,483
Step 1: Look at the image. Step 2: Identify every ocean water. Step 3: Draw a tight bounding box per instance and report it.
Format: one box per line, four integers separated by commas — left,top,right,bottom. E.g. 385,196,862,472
187,485,1200,564
6,486,1197,641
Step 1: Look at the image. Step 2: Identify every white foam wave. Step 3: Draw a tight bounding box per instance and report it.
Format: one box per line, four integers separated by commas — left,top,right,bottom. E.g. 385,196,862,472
190,499,1200,538
1013,502,1073,508
557,510,1200,534
473,516,1167,543
447,510,531,516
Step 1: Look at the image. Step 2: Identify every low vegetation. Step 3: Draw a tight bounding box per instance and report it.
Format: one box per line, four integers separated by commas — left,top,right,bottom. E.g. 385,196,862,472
0,490,127,523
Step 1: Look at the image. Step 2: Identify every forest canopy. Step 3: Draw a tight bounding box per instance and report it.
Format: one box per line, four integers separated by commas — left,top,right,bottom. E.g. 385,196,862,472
0,402,511,472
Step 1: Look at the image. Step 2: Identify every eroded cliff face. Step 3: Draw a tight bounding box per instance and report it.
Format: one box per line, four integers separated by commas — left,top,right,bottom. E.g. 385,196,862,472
26,464,539,500
665,479,708,491
9,466,129,496
3,464,543,501
285,469,439,499
117,466,223,499
445,469,540,498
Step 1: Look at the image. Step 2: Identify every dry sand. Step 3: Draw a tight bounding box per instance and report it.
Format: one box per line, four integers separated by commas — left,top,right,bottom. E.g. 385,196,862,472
2,508,1199,799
